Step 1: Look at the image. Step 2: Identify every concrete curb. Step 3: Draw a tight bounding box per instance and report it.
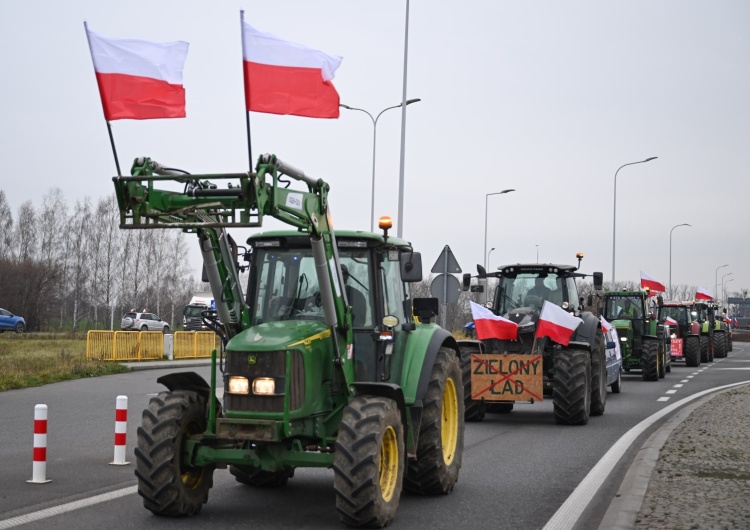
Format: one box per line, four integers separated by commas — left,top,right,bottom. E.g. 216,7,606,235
122,359,212,371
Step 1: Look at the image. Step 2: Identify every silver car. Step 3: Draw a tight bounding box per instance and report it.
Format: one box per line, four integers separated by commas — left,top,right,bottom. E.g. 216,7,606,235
121,312,170,333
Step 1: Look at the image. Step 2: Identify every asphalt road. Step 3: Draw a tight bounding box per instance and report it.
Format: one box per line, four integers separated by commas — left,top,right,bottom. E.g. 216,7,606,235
1,343,748,529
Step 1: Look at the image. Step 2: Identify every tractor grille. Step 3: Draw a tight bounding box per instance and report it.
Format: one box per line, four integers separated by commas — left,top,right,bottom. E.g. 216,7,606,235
224,349,304,412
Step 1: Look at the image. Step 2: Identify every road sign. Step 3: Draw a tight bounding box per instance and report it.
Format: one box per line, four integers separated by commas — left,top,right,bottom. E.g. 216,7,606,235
431,245,461,274
431,274,460,304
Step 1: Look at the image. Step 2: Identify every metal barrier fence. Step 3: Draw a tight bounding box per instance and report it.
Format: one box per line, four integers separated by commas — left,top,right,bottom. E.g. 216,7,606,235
174,331,220,359
86,331,163,361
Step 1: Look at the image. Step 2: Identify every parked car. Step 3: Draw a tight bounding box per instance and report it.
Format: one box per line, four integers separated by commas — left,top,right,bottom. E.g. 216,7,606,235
121,311,170,333
0,308,26,333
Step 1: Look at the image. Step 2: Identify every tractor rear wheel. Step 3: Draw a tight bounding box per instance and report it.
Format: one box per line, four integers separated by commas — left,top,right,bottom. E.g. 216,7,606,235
404,347,463,495
553,348,591,425
641,340,659,381
714,332,727,359
460,346,485,422
684,336,701,367
590,330,607,417
229,465,292,487
134,391,214,516
334,396,404,528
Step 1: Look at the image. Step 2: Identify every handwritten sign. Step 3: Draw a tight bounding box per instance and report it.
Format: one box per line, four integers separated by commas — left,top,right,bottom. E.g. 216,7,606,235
670,338,683,358
470,354,543,402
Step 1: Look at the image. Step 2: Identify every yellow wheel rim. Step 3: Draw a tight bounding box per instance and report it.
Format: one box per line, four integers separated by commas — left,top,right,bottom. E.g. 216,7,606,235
379,426,399,502
441,377,459,466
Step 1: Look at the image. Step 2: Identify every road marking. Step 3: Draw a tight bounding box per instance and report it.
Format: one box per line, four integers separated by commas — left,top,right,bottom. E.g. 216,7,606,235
673,384,684,388
542,379,750,530
680,380,689,383
657,397,670,402
687,375,695,378
0,486,137,529
665,390,677,394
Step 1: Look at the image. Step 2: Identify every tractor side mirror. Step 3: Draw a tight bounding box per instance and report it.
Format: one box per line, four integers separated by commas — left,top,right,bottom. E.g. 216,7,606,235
400,252,422,283
587,294,593,307
462,273,471,291
657,294,664,307
592,272,603,291
476,264,487,279
201,265,209,283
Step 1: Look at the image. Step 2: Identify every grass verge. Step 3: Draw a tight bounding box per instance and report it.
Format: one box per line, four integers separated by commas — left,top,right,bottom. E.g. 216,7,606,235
0,334,130,392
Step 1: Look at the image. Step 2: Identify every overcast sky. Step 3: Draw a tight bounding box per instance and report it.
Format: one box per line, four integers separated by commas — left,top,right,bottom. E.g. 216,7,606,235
1,1,748,299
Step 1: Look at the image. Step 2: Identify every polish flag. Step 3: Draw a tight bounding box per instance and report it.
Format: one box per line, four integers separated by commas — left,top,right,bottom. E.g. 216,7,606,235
469,301,518,341
536,301,583,346
85,25,188,120
695,287,713,301
640,271,666,293
665,316,678,326
241,20,341,118
600,316,613,333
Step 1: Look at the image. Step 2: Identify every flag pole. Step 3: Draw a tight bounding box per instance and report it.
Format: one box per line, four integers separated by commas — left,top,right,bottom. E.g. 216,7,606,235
84,21,122,177
240,10,253,171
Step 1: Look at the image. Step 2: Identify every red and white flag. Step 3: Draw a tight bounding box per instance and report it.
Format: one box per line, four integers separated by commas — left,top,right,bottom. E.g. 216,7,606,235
695,287,713,300
600,315,613,333
469,301,518,341
665,316,678,326
241,19,342,118
640,271,666,293
536,301,583,346
85,25,189,120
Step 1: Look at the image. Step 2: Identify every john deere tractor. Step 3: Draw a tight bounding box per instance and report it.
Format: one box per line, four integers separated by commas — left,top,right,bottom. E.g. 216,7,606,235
602,290,670,380
458,255,614,426
114,155,464,527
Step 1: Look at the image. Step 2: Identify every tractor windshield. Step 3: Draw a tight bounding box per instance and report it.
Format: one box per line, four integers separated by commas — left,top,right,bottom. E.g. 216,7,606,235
496,272,563,313
605,296,644,320
249,246,373,326
659,306,687,326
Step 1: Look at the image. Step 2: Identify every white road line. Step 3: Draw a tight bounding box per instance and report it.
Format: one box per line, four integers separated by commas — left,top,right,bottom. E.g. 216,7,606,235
542,379,750,530
657,397,670,402
0,486,138,529
680,380,689,383
673,384,684,388
665,390,677,394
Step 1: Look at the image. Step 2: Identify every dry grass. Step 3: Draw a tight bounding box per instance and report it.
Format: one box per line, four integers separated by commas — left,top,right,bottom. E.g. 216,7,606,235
0,334,130,391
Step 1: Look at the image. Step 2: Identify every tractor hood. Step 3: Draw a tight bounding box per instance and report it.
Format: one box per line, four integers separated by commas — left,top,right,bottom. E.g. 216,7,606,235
227,320,331,352
612,319,633,330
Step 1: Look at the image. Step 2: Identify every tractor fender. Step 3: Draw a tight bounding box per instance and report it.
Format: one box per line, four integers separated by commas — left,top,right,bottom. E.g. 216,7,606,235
569,311,600,352
350,382,411,454
399,325,459,405
156,371,212,403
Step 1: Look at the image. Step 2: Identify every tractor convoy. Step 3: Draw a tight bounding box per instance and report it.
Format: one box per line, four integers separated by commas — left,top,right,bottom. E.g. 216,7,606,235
114,155,464,528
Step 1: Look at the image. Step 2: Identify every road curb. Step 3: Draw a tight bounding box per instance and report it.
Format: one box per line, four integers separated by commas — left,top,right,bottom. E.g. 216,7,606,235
121,359,212,371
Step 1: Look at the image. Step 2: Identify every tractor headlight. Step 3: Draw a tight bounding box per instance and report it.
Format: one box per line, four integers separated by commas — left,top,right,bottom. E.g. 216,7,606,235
620,337,627,342
671,333,677,339
228,376,250,394
252,377,276,395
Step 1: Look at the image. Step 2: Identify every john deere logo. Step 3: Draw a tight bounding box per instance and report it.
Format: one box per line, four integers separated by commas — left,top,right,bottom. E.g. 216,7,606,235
248,356,256,365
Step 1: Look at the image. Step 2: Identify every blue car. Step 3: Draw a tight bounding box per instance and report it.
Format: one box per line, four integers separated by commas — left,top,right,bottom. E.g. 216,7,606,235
0,308,26,333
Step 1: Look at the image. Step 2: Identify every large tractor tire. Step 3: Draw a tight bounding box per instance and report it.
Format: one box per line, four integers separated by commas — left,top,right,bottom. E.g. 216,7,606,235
714,332,727,359
229,465,292,487
590,330,607,417
641,340,659,381
658,341,667,379
728,333,733,352
334,396,404,528
684,336,701,367
553,348,591,425
134,390,215,516
460,347,485,422
404,347,463,495
700,335,709,363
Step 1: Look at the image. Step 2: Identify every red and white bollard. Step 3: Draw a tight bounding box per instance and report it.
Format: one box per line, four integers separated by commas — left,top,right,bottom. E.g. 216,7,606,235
110,395,130,466
28,404,51,483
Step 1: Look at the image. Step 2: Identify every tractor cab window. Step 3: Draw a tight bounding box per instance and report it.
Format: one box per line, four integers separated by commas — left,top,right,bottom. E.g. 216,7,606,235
660,306,687,326
497,272,563,313
377,251,406,328
605,296,644,320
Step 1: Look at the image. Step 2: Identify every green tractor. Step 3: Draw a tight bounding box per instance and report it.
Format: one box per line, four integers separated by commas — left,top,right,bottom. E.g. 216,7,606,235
601,290,670,381
114,155,464,527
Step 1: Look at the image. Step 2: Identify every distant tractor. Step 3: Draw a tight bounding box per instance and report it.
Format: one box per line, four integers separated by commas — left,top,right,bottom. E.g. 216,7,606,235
602,291,670,380
657,301,701,367
458,255,618,426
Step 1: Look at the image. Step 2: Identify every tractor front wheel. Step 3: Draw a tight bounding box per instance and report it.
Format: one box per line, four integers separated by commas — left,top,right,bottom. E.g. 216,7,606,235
700,335,709,363
714,332,727,359
134,390,214,516
460,346,485,422
684,336,701,367
590,330,607,417
334,396,404,528
641,340,659,381
404,347,464,495
553,348,591,425
658,341,667,379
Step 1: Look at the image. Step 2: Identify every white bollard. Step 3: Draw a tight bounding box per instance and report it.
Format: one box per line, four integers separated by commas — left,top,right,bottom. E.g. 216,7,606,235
28,404,51,483
109,395,130,465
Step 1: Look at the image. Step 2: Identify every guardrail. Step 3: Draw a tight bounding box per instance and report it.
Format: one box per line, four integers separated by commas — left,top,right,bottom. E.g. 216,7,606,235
86,331,219,361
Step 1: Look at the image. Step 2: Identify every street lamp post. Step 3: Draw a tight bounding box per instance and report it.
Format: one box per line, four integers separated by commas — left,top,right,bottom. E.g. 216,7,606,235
487,247,496,270
612,157,658,286
340,98,421,231
724,278,735,302
536,245,539,264
715,264,728,300
484,189,516,271
396,0,412,238
721,272,733,301
669,223,691,300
